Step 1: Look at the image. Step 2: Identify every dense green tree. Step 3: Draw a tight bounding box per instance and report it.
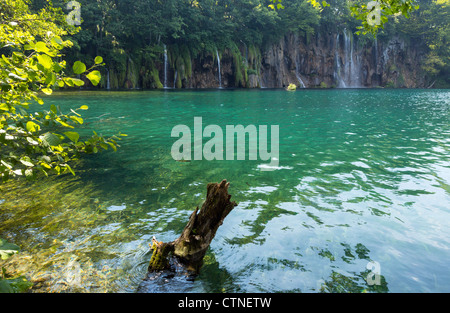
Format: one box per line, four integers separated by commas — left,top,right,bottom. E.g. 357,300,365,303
0,0,123,182
304,0,420,34
395,0,449,86
21,0,450,89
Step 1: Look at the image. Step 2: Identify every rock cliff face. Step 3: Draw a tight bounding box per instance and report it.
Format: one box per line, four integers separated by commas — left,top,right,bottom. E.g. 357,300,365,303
259,31,427,88
257,31,426,88
101,31,428,89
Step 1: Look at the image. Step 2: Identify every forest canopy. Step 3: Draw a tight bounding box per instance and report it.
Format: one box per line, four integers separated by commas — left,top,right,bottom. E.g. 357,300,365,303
25,0,448,87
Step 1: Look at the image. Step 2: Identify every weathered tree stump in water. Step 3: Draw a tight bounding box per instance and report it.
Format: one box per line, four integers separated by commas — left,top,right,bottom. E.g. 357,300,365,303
148,179,237,273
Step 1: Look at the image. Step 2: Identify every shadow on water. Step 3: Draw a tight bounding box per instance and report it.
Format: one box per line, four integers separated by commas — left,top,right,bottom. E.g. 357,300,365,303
137,258,197,293
317,243,389,293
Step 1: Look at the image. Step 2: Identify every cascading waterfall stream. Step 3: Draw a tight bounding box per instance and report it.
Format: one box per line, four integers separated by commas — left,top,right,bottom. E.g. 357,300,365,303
128,57,136,88
173,70,178,88
258,67,265,88
106,68,110,90
374,36,378,74
348,29,360,87
295,58,306,88
216,49,222,88
163,44,168,88
294,34,306,88
335,30,363,88
102,33,387,90
343,29,351,85
335,34,347,88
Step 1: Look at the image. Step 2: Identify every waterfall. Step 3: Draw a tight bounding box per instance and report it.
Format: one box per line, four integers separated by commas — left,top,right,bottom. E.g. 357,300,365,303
173,70,178,88
295,58,306,88
216,48,222,88
106,68,110,90
335,30,362,88
293,34,306,88
243,43,248,67
335,34,346,88
374,36,378,74
258,67,265,88
350,30,361,87
163,44,168,88
345,29,362,87
127,57,138,89
343,29,351,84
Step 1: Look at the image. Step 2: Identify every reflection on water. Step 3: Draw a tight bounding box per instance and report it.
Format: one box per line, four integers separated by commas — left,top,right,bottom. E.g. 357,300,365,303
1,89,449,292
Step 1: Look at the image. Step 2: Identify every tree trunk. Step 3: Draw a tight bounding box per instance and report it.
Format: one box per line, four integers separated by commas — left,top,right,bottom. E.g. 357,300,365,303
148,179,237,273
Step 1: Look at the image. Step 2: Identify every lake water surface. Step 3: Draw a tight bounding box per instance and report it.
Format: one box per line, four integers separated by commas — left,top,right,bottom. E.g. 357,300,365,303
1,89,449,292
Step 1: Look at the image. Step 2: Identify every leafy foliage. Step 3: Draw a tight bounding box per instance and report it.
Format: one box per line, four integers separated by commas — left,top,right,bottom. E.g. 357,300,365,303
0,237,33,293
395,0,450,85
26,0,448,88
0,0,124,182
283,0,419,35
0,237,20,260
349,0,420,35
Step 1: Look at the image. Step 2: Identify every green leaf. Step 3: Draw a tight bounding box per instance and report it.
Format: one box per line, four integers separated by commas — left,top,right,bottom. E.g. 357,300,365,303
71,78,85,86
0,280,14,293
64,164,76,176
25,168,34,179
26,137,39,145
51,36,64,48
86,70,101,86
0,276,33,293
8,73,27,81
53,62,63,73
73,61,86,75
41,132,62,147
0,237,20,260
1,160,13,170
34,41,50,54
56,119,73,128
20,157,35,167
42,88,53,95
94,56,103,64
63,77,74,87
0,103,9,111
107,142,117,152
45,72,57,86
70,109,81,116
69,116,83,124
12,169,23,176
64,131,80,143
26,121,40,132
41,162,52,169
1,84,11,92
37,54,53,69
50,104,57,114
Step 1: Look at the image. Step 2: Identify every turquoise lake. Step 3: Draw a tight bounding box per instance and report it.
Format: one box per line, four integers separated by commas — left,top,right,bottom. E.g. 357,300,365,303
0,89,449,292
